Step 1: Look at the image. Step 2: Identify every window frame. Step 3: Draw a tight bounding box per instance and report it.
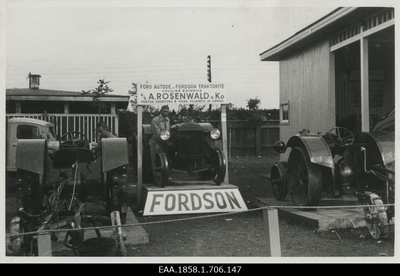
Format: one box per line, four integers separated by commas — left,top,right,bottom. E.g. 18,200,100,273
280,101,290,125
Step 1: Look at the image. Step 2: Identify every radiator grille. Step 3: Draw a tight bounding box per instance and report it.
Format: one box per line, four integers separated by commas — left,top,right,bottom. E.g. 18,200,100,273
177,131,204,156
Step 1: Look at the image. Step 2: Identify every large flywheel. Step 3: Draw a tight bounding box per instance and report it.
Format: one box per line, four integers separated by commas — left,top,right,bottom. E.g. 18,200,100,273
287,147,322,206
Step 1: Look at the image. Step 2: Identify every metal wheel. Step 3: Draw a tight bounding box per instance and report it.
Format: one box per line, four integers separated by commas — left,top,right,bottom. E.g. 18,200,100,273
154,151,169,188
8,216,35,256
270,162,288,200
386,161,395,222
287,147,322,206
8,217,24,256
364,193,389,239
213,148,226,185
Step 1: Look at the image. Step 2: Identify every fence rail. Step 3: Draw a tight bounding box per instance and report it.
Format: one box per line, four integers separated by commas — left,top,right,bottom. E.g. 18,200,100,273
211,120,280,156
6,114,279,155
6,113,119,143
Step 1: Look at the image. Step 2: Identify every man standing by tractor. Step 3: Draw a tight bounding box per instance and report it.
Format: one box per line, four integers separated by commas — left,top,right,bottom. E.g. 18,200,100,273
96,121,116,142
149,105,170,181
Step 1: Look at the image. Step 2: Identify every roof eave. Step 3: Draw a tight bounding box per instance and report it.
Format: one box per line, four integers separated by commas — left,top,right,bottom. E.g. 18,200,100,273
6,95,129,102
259,7,360,61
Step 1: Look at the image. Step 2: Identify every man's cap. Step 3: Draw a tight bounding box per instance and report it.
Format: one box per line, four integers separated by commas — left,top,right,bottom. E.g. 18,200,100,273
161,105,170,112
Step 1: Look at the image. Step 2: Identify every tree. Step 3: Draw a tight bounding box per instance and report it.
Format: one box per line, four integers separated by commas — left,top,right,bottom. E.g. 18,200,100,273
82,79,114,117
246,97,261,111
128,82,154,113
246,97,262,122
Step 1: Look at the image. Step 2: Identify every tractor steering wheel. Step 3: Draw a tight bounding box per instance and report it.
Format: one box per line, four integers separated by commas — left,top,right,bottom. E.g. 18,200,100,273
60,131,89,149
327,127,355,146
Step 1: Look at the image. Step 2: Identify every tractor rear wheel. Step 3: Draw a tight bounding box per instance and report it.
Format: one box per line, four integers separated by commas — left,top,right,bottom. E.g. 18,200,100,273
287,147,322,206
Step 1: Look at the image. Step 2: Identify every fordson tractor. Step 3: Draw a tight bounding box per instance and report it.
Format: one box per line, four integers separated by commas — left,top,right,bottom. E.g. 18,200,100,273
141,120,226,187
6,118,129,256
270,110,395,239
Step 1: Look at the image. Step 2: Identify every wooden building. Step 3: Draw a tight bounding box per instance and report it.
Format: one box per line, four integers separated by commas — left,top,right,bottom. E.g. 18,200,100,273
6,73,130,142
260,7,395,146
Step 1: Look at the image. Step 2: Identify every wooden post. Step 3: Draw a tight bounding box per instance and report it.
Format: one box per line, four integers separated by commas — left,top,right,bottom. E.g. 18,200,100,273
111,211,126,256
221,104,229,183
329,52,336,127
110,103,116,115
137,105,143,208
360,36,370,132
37,232,52,256
16,101,21,113
64,102,69,114
256,121,261,156
263,208,281,257
228,127,232,160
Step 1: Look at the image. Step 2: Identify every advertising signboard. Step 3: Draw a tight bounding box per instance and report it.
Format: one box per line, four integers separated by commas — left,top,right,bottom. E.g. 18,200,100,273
136,83,227,105
143,188,247,216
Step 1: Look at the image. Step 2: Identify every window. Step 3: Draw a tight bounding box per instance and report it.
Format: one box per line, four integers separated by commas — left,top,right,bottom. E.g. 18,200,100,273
280,102,290,124
16,125,42,139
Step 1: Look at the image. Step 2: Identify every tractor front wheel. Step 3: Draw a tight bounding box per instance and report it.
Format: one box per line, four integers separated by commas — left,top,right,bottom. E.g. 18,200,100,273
270,162,288,201
213,148,226,185
154,151,169,188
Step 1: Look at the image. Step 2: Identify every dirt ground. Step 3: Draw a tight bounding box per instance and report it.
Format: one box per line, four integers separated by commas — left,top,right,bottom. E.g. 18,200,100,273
126,155,395,259
4,153,396,260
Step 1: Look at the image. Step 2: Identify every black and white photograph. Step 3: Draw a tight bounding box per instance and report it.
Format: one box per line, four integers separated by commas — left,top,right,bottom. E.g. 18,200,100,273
1,0,398,265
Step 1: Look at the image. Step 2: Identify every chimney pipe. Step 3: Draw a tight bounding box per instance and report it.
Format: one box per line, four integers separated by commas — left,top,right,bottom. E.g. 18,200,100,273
28,73,41,89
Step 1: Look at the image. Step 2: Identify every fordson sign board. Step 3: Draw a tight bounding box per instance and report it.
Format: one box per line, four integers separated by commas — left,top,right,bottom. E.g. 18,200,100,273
143,185,247,216
137,83,227,105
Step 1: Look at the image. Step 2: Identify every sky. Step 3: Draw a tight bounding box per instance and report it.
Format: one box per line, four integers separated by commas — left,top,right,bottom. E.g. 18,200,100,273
2,0,346,110
4,0,397,110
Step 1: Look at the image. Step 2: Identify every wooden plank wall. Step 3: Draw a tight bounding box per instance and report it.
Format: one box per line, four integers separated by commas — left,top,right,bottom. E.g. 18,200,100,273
279,39,335,144
217,120,280,156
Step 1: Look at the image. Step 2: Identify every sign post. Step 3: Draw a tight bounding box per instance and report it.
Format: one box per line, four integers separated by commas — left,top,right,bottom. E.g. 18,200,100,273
137,105,143,208
221,104,229,183
263,208,281,257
